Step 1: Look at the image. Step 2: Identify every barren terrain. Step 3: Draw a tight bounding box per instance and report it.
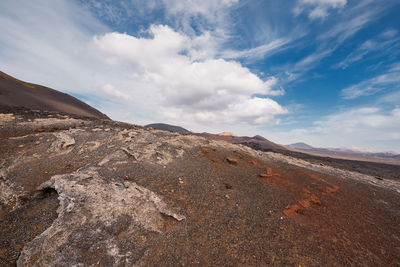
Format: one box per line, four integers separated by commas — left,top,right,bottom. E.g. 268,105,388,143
1,107,400,266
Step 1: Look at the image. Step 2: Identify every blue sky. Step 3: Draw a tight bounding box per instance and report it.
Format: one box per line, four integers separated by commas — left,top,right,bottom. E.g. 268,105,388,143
0,0,399,152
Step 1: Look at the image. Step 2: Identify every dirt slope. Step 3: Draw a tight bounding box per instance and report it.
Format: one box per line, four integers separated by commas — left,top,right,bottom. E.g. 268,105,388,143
1,108,399,266
0,71,109,119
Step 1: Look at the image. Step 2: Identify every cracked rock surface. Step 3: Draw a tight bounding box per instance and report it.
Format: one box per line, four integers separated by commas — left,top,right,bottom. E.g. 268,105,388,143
1,107,400,266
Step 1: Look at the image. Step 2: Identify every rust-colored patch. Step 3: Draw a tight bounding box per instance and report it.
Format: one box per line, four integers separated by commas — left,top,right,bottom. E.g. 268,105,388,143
299,199,312,208
283,204,302,218
255,165,334,222
226,157,238,165
324,185,339,196
283,194,321,219
37,128,46,132
201,147,210,153
310,195,321,205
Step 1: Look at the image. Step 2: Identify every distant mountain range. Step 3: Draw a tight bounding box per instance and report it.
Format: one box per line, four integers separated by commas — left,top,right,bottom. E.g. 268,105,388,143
287,142,400,160
0,71,109,119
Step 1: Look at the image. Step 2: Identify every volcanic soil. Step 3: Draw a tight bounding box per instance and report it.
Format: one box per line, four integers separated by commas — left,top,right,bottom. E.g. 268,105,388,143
1,107,399,266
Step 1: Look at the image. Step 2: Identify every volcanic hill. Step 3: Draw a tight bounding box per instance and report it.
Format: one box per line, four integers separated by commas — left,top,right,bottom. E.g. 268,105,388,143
0,71,108,120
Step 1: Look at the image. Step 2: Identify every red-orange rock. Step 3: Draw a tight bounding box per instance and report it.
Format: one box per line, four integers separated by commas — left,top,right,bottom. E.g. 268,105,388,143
201,147,210,153
324,185,339,196
283,204,301,218
226,157,238,165
310,195,321,205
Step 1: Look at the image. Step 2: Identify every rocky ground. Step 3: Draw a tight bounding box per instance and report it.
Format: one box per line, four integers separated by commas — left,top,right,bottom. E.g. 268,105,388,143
1,107,400,266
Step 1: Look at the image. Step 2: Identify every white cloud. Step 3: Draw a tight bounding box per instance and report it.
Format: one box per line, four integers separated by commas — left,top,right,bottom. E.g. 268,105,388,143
335,30,399,69
162,0,238,16
295,0,347,20
302,0,347,8
100,84,132,100
318,10,378,43
272,106,400,152
341,63,400,99
294,47,334,70
93,25,287,127
287,3,387,78
221,38,290,60
308,6,329,19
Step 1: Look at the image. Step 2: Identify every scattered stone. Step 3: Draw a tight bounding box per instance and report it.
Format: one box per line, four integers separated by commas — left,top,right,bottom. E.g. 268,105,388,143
226,157,238,165
53,132,75,150
121,148,138,160
201,147,210,153
223,182,232,189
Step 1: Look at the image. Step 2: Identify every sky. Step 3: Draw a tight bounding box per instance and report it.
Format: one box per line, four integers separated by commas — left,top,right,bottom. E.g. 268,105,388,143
0,0,399,152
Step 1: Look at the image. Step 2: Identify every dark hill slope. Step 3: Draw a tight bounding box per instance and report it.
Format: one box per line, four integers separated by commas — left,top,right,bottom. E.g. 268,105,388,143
146,123,191,134
0,71,109,119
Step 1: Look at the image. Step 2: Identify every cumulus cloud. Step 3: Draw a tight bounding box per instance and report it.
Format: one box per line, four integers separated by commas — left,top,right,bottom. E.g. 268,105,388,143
294,0,347,19
93,25,287,127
